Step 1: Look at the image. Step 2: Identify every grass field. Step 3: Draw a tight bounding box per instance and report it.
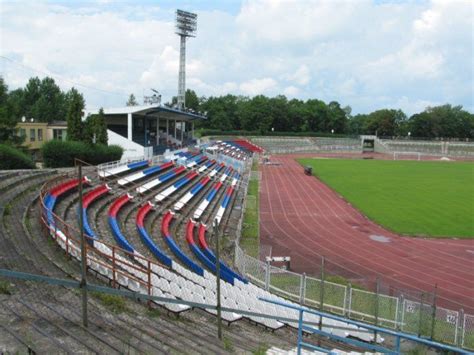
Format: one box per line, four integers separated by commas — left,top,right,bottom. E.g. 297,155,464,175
240,158,259,257
298,158,474,238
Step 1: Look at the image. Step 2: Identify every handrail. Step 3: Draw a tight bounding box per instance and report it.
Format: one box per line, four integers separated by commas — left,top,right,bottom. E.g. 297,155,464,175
259,297,471,355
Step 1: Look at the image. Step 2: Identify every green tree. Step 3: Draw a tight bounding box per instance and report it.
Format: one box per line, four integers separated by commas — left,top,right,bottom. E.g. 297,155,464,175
327,101,348,133
185,89,199,111
95,108,108,144
348,114,369,135
365,109,407,136
84,108,108,145
126,93,138,106
32,77,66,122
408,105,474,138
0,77,24,145
66,87,85,141
268,95,289,131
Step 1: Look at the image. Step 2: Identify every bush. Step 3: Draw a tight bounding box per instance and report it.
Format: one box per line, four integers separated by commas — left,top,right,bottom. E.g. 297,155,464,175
0,144,35,169
42,140,123,168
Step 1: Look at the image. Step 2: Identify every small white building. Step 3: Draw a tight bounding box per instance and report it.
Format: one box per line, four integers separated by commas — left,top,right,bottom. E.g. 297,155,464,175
85,105,205,159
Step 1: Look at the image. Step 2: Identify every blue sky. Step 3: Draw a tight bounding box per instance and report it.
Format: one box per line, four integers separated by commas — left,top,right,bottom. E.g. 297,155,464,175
0,0,472,116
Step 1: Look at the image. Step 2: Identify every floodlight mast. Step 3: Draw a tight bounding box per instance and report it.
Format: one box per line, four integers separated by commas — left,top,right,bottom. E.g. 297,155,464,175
175,9,197,110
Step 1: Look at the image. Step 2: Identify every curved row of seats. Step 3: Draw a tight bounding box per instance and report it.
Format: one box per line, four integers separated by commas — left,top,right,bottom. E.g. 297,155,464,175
43,155,383,340
186,220,239,284
81,184,112,243
231,139,264,154
155,170,199,202
99,160,149,178
196,223,247,284
162,210,205,277
174,175,211,211
44,177,191,313
45,177,91,227
108,193,135,253
194,181,223,220
137,165,187,194
136,202,173,268
117,160,174,186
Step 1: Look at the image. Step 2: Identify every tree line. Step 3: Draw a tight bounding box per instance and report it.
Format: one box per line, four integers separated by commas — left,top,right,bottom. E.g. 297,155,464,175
0,76,107,146
2,75,472,144
182,90,474,139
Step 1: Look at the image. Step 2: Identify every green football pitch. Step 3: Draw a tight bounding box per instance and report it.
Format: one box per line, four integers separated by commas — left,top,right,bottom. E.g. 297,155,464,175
298,158,474,238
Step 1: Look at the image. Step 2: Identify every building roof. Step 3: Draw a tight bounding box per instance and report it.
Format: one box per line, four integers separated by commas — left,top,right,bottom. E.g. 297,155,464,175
84,104,206,122
48,120,67,127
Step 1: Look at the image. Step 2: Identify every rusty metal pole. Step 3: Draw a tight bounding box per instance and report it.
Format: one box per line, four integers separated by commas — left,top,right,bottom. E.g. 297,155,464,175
78,163,88,327
214,218,222,340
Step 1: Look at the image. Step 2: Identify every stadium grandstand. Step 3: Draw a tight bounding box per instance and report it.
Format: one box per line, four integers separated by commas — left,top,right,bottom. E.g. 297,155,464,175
1,137,473,353
84,105,204,159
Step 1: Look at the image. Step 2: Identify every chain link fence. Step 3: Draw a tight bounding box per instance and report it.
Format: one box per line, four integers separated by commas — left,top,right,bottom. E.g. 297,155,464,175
462,314,474,349
234,244,474,350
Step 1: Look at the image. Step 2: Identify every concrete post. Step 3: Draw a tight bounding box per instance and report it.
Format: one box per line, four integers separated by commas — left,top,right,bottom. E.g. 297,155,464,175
127,113,132,140
157,117,160,145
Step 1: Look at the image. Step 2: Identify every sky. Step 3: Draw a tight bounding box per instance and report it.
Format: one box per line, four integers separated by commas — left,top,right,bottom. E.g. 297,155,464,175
0,0,473,116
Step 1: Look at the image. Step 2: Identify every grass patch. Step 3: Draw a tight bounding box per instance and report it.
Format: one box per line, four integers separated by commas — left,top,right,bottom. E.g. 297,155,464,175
92,292,128,313
3,203,11,216
147,308,162,319
253,343,269,355
223,337,234,352
240,159,260,257
298,158,474,238
0,280,13,295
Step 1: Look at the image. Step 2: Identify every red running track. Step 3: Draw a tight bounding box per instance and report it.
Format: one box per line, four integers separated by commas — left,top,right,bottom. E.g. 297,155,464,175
260,154,474,313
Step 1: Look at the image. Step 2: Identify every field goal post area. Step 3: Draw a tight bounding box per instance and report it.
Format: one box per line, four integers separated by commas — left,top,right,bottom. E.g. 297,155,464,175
393,151,423,161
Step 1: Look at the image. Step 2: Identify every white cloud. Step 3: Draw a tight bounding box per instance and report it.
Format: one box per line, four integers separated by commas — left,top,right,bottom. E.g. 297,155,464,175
239,78,277,95
0,0,471,115
282,65,311,86
283,85,300,97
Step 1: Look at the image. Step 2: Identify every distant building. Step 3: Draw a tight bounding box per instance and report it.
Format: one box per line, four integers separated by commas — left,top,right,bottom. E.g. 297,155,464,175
16,120,68,160
84,105,206,159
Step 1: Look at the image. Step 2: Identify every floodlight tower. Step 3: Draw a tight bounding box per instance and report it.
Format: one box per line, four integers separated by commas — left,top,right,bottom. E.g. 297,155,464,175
175,9,197,110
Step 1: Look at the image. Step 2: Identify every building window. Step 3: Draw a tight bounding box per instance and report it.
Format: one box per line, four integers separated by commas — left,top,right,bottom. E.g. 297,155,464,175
38,129,43,141
30,129,36,142
53,129,64,141
19,128,26,137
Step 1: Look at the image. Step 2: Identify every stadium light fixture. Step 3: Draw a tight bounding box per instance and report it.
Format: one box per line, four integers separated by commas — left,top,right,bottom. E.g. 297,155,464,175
175,9,197,111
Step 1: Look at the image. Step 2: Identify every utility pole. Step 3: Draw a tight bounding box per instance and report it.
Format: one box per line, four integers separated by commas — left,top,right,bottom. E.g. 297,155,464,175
214,218,222,340
78,162,88,327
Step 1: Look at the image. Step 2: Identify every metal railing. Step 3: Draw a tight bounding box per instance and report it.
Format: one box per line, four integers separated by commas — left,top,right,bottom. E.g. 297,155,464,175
260,297,471,354
1,267,470,354
234,244,474,350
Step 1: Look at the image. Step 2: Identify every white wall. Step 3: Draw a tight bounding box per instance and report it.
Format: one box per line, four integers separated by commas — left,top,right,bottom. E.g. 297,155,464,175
108,129,145,160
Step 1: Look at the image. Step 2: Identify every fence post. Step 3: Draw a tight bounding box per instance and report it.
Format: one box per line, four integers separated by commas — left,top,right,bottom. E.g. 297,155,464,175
112,247,116,287
265,259,270,291
214,219,222,341
297,309,304,355
299,273,306,305
430,284,438,340
457,308,464,347
78,163,88,328
374,278,380,341
147,260,152,308
418,292,424,337
318,256,325,344
346,283,352,318
397,294,404,330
